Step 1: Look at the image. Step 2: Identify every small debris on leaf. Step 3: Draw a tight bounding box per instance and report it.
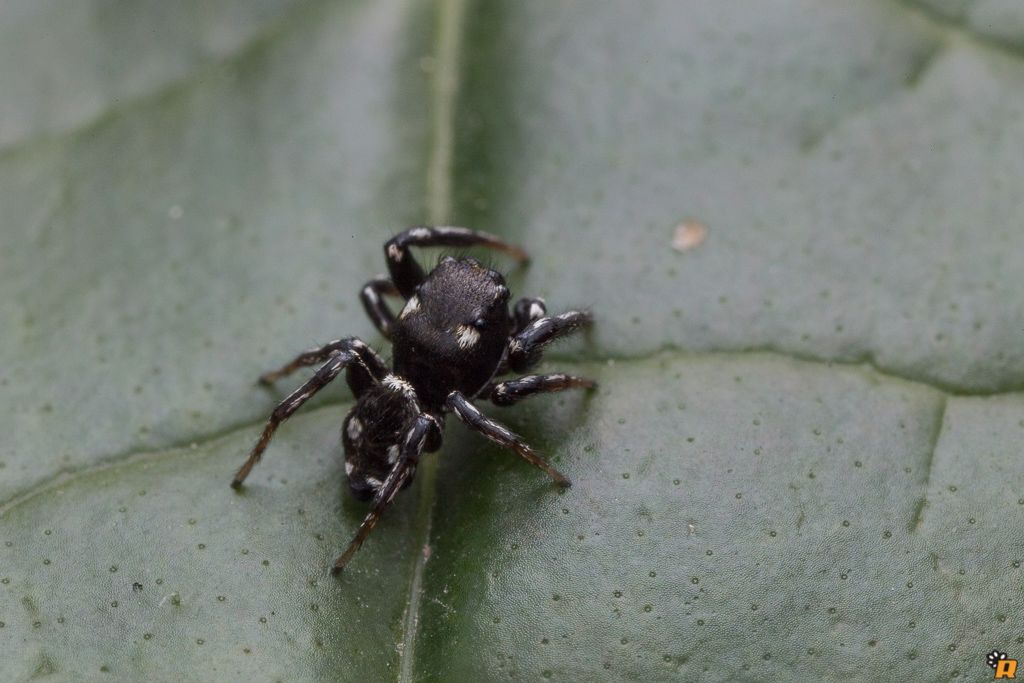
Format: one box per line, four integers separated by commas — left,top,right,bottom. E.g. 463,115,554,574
672,220,707,252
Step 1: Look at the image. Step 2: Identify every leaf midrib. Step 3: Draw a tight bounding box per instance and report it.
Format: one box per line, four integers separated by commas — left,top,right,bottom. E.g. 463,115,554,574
397,0,468,679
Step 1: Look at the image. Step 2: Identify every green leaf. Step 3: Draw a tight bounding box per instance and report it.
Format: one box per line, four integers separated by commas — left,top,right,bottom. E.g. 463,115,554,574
2,0,1023,680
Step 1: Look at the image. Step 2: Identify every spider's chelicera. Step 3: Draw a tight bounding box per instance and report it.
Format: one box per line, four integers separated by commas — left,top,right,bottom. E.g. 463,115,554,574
230,226,594,573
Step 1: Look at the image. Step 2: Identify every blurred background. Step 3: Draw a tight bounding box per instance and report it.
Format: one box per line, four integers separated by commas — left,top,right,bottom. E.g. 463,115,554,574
2,1,1024,681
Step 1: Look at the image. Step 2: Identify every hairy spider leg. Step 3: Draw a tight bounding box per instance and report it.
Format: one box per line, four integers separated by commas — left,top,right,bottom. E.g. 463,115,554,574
507,310,592,373
384,225,529,298
235,338,386,488
446,390,570,487
257,337,387,388
482,373,597,407
492,297,549,376
359,276,399,339
232,354,350,488
332,413,439,573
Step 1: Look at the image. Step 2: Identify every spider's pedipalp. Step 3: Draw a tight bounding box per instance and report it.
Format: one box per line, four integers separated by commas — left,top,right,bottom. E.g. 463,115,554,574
512,297,547,333
360,276,399,339
507,309,592,373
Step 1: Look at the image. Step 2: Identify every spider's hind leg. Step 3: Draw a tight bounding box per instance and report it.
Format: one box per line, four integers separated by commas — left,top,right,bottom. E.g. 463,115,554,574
332,414,439,574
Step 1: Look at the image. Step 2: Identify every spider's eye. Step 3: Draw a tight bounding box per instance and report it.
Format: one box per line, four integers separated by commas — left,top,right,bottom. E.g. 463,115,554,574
473,317,487,330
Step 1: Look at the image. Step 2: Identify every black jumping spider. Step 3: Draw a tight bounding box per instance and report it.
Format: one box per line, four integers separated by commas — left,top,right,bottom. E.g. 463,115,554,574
231,226,594,573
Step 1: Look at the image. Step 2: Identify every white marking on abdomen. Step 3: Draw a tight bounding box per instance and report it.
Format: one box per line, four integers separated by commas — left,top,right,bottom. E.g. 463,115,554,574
384,374,416,396
346,417,363,441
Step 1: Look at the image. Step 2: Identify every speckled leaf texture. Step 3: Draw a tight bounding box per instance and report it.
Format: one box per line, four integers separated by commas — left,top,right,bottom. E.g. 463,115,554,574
1,0,1023,681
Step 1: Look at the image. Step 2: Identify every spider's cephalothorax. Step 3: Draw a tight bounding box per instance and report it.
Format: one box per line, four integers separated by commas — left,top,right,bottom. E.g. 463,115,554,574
231,226,594,573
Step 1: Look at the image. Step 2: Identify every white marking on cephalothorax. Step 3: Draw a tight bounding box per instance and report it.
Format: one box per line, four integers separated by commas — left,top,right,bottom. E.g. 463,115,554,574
387,243,403,261
365,476,384,489
528,303,545,320
387,445,400,464
400,295,420,319
455,324,480,349
345,461,354,476
346,417,363,441
410,227,431,239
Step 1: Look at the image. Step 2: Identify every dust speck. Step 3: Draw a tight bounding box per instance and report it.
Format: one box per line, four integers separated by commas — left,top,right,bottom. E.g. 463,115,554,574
672,220,708,252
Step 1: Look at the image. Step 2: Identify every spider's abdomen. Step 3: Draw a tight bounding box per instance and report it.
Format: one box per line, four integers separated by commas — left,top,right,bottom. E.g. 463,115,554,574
341,386,420,501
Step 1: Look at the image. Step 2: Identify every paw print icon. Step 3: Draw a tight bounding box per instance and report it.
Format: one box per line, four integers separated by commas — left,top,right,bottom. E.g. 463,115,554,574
988,650,1018,679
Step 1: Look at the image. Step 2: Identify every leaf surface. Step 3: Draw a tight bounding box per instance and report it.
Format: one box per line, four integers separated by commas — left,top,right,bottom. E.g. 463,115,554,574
2,1,1023,680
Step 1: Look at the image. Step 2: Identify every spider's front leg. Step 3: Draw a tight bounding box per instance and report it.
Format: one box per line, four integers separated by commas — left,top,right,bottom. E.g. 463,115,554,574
384,226,529,297
332,413,440,574
446,391,570,487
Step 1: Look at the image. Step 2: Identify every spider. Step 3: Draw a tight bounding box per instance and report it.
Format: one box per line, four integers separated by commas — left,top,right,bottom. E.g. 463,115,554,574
230,226,595,573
